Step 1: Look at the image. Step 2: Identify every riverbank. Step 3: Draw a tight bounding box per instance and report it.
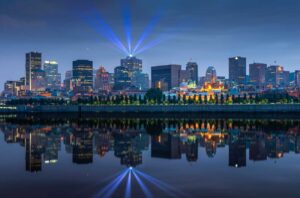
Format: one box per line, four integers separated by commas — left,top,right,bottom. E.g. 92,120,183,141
1,104,300,113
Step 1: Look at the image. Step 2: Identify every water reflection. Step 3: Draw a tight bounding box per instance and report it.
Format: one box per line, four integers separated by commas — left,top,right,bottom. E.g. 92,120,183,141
1,117,300,172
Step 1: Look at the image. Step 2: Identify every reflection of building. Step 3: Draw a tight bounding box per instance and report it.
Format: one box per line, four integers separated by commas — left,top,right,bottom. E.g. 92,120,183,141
26,52,42,91
249,63,267,86
229,56,246,85
229,138,246,168
151,134,181,159
151,65,181,91
114,133,143,167
249,134,267,161
72,60,93,95
72,129,93,164
25,132,44,172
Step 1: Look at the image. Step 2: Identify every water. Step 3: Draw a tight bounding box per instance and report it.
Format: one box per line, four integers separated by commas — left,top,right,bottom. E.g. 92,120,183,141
0,115,300,198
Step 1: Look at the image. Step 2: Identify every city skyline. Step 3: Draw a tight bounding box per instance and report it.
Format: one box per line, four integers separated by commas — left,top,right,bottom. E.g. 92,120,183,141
1,0,300,91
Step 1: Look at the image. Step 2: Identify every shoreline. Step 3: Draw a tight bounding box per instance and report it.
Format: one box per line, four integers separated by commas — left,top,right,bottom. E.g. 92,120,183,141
1,104,300,114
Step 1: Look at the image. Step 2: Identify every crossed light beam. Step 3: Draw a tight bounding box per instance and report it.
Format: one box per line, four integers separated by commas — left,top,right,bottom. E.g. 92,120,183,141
82,0,177,57
93,167,187,198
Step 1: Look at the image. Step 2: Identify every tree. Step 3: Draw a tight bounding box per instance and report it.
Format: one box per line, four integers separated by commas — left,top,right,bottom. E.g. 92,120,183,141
145,88,163,104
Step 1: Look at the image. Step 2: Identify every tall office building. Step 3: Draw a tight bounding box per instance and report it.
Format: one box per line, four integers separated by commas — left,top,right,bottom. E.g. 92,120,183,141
25,52,42,91
132,72,149,90
205,66,217,83
95,67,112,93
114,66,132,90
265,65,284,87
283,71,290,87
72,60,93,95
64,70,73,92
151,65,181,91
43,61,61,90
186,62,199,84
229,56,246,85
31,69,46,91
295,70,300,87
249,63,267,86
121,56,142,73
120,56,148,90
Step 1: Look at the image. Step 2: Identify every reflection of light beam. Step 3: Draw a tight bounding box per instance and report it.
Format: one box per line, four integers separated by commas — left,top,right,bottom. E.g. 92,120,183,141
93,169,129,198
135,170,187,198
132,171,153,198
133,11,162,54
125,171,131,198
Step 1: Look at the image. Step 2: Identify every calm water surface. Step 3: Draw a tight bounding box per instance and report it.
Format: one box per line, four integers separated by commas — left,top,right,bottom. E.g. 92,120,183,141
0,115,300,198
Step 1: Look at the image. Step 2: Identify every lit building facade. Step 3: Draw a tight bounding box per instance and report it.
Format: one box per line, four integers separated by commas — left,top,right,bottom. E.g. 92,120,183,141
249,63,267,86
44,61,61,90
295,70,300,87
72,60,93,95
114,66,132,90
25,52,42,91
186,62,199,84
151,64,181,91
265,65,284,87
206,66,217,83
229,56,246,85
94,67,112,93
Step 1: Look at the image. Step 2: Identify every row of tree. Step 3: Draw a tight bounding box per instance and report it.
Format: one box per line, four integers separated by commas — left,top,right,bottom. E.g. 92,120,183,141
5,88,299,106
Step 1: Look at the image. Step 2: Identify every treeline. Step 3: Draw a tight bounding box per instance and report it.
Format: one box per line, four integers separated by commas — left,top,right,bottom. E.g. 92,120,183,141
5,88,299,106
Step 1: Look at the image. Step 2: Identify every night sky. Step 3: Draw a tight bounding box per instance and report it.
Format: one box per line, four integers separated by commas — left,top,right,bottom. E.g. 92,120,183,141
1,0,300,91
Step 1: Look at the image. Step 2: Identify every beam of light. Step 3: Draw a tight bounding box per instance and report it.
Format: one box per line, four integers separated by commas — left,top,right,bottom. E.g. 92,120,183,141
132,170,153,198
93,169,129,198
82,10,129,55
93,169,128,188
122,0,132,54
125,171,132,198
134,19,185,56
135,170,187,198
132,11,163,54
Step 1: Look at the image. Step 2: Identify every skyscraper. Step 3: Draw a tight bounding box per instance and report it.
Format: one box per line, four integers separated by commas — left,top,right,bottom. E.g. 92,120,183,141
25,52,42,90
205,66,217,83
186,62,199,84
121,56,142,73
95,67,112,93
114,66,132,90
249,63,267,86
151,65,181,91
295,70,300,87
120,56,147,90
265,65,284,87
43,61,61,90
64,70,73,92
72,60,93,95
229,56,246,85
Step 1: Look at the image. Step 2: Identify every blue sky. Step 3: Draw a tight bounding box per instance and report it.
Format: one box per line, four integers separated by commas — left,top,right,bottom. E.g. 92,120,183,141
1,0,300,90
